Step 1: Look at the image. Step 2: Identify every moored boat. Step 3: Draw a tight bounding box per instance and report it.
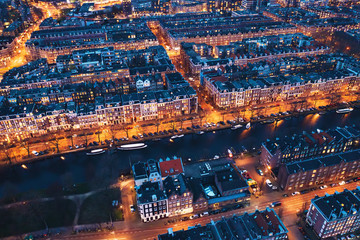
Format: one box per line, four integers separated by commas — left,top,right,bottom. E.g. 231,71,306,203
231,124,242,130
86,149,106,156
336,108,353,114
117,143,147,150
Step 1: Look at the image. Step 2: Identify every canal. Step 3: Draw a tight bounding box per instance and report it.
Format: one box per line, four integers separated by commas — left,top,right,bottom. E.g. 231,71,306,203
0,109,359,197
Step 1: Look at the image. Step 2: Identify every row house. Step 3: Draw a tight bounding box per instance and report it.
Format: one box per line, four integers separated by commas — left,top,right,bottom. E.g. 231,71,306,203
137,181,168,222
0,86,198,141
158,14,297,49
133,157,184,187
277,150,360,191
0,36,15,68
201,63,359,109
26,21,159,64
163,174,193,216
306,189,360,239
158,208,288,240
261,126,360,168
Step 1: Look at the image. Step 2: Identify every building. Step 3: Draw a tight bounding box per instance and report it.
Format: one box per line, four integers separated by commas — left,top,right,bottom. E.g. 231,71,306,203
157,14,297,49
25,19,159,64
158,157,185,179
277,150,360,191
133,157,180,187
200,53,360,109
0,85,198,141
158,208,288,239
180,33,330,75
137,181,168,222
2,20,24,37
132,158,251,221
163,173,193,216
0,36,15,67
261,126,360,169
306,189,360,239
184,159,250,209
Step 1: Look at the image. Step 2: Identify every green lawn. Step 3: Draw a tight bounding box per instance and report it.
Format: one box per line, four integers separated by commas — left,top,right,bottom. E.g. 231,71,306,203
0,198,76,238
78,188,123,224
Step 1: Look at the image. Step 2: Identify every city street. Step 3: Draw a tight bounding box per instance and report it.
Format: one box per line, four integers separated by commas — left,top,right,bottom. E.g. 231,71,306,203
0,1,60,75
51,181,360,240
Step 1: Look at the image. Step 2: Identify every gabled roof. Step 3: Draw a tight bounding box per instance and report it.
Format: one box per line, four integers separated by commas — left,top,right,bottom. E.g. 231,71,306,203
159,157,184,177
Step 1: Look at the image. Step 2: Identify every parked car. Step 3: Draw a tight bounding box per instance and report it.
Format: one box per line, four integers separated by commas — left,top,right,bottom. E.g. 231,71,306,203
32,150,39,156
200,212,209,217
270,201,282,207
292,191,300,196
256,168,264,176
339,181,346,186
266,179,273,188
130,205,135,213
319,185,328,189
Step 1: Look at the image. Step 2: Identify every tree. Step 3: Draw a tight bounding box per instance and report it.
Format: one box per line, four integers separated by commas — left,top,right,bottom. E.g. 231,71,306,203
178,118,185,129
108,125,117,141
49,135,61,153
169,121,176,131
96,131,102,143
232,108,242,123
82,134,89,147
221,111,226,122
20,140,31,158
155,122,161,133
122,125,130,138
2,148,14,165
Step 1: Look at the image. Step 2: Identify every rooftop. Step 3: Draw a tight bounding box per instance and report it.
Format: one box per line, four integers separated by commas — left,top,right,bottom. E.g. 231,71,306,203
312,189,360,221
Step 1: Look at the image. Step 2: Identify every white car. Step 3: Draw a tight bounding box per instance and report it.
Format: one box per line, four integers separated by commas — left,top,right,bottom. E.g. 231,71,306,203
266,179,273,188
130,205,135,213
190,214,199,219
200,212,209,217
319,185,328,189
32,150,39,156
339,181,346,186
292,191,300,196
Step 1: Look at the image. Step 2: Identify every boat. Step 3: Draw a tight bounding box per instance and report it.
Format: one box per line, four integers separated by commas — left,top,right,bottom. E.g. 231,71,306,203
213,155,220,159
261,119,275,124
118,143,147,150
336,108,353,114
246,122,251,129
177,134,184,138
152,138,161,141
231,124,242,130
318,111,326,115
196,131,204,135
86,149,106,156
170,135,178,139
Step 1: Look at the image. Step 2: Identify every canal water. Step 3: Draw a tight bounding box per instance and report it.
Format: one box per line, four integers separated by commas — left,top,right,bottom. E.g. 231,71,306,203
0,109,359,197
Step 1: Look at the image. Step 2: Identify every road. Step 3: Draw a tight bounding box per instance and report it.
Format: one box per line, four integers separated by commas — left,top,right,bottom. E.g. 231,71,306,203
51,181,360,240
0,1,61,75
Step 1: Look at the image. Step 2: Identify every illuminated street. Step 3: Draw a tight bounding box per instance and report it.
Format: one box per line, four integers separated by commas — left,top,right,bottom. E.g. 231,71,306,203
0,0,360,239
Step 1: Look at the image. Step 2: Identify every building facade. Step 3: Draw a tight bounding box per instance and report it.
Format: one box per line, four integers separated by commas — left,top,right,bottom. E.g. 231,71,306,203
306,189,360,239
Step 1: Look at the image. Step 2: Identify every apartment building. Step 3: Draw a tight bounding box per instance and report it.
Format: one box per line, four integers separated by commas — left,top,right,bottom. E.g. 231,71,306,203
261,126,360,168
277,150,360,191
306,189,360,239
